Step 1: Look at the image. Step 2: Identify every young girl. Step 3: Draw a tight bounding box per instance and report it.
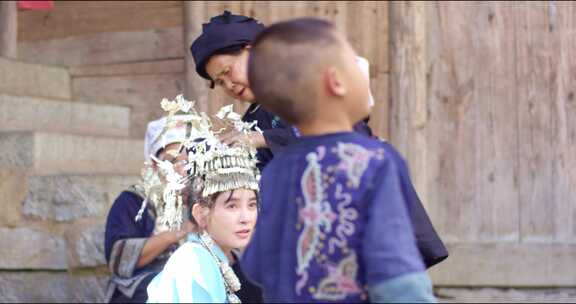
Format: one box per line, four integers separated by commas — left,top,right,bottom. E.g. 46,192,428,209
146,96,263,303
147,188,259,303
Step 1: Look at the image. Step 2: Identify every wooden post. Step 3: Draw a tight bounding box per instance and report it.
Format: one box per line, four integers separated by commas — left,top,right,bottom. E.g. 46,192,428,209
183,1,211,113
389,1,429,208
0,1,17,58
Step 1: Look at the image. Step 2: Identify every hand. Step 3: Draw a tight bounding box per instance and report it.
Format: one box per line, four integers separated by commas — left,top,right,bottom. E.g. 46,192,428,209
219,130,266,149
172,220,195,242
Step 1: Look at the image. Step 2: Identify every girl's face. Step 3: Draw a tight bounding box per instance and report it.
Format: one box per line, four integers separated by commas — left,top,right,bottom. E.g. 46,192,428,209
204,188,258,252
205,47,255,103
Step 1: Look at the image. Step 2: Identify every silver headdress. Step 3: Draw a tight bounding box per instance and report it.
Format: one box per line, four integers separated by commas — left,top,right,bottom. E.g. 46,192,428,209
139,94,261,231
136,112,190,232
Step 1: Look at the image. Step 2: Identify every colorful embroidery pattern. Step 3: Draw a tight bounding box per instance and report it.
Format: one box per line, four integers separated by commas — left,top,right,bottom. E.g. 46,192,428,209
328,184,359,254
295,143,381,301
296,152,337,294
335,143,376,188
314,253,362,301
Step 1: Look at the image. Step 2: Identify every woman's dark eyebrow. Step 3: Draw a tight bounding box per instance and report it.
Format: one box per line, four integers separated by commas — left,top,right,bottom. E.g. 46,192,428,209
225,196,257,203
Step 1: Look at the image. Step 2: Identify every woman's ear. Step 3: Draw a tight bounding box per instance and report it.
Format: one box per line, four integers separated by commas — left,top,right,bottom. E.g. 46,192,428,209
192,203,209,229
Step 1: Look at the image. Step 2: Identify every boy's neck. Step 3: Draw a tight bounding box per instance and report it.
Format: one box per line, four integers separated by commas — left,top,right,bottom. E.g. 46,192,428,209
297,119,354,136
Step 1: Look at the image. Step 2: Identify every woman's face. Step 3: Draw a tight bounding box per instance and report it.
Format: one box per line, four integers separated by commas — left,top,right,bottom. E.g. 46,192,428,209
205,188,258,251
205,47,255,103
155,142,188,177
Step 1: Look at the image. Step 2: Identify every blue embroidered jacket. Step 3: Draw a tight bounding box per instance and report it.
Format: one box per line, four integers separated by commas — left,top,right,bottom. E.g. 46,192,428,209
242,132,435,302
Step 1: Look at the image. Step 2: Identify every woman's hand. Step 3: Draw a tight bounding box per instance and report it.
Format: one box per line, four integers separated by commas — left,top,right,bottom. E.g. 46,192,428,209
173,220,195,242
219,130,267,149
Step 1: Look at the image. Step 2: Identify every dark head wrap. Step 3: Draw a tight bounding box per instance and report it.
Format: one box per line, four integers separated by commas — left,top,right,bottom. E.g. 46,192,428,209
190,11,265,83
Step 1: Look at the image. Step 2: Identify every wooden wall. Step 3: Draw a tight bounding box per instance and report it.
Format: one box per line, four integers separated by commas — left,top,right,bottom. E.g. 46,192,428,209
390,1,576,287
18,1,390,139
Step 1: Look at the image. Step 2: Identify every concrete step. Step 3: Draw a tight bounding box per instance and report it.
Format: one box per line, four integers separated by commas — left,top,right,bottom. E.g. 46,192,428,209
0,94,130,137
0,57,71,100
0,131,144,175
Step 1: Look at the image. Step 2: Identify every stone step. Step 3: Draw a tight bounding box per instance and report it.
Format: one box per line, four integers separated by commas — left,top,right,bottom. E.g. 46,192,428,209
0,57,71,100
0,227,67,270
0,131,144,175
65,222,107,269
22,175,139,222
0,271,107,302
0,94,130,137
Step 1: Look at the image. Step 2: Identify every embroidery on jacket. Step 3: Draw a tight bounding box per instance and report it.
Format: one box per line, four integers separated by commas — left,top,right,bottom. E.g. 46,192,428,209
313,253,362,300
295,151,337,295
335,143,375,188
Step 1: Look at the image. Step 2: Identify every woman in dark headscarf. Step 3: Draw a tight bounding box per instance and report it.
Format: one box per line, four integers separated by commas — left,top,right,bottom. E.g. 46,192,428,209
191,11,293,172
191,11,374,172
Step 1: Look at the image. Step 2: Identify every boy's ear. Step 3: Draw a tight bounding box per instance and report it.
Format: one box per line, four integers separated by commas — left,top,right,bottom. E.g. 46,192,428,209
324,66,347,97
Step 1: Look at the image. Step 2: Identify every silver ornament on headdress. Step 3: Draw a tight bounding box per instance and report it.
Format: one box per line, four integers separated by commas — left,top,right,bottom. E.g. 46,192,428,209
143,94,261,231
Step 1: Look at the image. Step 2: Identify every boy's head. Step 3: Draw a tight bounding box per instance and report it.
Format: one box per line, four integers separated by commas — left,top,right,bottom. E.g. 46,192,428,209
248,18,371,129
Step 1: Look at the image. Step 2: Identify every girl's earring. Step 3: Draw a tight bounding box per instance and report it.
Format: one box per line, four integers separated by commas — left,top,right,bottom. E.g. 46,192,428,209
199,230,213,247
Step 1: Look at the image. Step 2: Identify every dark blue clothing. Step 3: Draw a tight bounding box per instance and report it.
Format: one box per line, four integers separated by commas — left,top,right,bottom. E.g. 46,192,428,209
105,191,155,264
242,103,296,171
242,103,374,170
241,132,432,302
104,191,168,302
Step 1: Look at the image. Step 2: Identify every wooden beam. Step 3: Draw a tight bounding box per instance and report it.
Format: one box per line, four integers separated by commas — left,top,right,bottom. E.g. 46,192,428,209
430,243,576,287
389,1,429,208
69,59,184,77
19,27,183,66
0,1,17,58
182,1,212,114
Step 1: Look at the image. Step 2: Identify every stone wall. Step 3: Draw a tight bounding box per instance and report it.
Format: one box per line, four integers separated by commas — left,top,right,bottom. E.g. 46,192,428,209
0,57,141,302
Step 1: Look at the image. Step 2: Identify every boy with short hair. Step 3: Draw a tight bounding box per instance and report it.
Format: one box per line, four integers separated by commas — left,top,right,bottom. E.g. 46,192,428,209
241,18,437,303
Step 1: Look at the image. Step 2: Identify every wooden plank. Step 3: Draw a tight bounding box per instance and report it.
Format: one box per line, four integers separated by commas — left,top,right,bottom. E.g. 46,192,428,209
373,2,389,74
0,1,17,58
346,1,375,61
304,1,345,28
429,243,576,287
18,1,183,41
554,2,576,244
470,2,519,241
18,27,183,66
268,1,305,23
69,59,184,77
517,2,576,243
400,2,520,242
367,72,389,139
